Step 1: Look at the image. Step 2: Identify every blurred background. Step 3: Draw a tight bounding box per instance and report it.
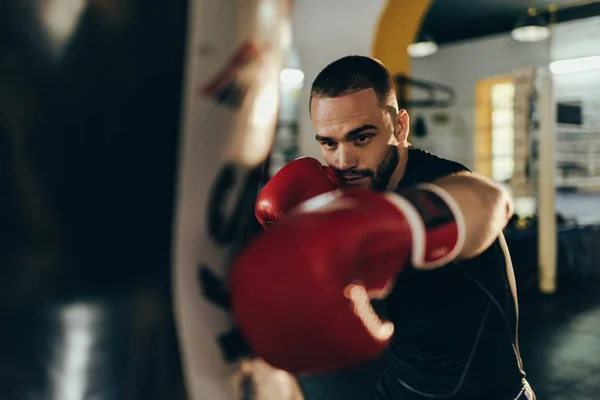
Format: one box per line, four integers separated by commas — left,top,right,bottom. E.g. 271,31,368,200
2,0,600,399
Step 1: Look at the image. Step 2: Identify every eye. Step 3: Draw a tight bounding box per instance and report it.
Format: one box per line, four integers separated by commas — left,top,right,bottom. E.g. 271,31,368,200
321,141,337,150
353,134,373,146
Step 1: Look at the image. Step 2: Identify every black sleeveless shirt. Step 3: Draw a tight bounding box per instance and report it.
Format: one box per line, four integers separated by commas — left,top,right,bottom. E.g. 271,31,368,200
373,148,525,400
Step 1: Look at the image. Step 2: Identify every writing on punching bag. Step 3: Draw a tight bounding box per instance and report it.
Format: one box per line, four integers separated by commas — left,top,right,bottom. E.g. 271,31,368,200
198,162,264,362
207,163,262,246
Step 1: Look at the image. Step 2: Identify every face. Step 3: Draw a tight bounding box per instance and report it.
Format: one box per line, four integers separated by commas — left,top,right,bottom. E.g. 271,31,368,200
310,89,408,191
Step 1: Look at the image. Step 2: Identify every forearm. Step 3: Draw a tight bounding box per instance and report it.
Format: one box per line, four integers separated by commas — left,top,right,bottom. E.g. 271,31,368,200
433,172,513,260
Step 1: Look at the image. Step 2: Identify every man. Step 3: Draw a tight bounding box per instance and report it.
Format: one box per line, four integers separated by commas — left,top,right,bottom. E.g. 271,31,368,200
230,56,535,400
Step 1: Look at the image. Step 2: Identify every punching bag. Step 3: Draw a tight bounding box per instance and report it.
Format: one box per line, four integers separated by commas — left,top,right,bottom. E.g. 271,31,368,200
172,0,298,399
0,0,295,399
0,1,189,399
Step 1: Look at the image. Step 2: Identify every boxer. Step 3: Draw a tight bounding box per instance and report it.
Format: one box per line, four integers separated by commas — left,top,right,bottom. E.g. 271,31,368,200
232,56,536,399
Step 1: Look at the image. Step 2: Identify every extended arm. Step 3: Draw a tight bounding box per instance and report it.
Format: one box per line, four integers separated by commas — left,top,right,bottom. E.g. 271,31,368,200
433,171,513,260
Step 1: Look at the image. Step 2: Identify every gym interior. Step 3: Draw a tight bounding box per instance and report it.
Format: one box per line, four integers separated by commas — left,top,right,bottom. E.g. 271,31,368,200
2,0,600,399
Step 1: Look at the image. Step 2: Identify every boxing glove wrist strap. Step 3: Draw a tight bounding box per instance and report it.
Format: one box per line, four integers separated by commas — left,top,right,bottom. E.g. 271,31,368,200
384,183,466,269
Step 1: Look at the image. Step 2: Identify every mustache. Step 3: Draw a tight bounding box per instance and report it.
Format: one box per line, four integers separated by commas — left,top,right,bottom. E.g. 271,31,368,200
333,168,374,180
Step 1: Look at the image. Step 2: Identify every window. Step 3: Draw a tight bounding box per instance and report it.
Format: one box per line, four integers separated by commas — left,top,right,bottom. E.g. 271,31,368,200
490,82,515,182
474,76,515,183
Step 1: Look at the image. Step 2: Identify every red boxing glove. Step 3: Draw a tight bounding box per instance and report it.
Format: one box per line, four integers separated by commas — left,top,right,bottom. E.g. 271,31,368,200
255,157,340,229
230,184,466,375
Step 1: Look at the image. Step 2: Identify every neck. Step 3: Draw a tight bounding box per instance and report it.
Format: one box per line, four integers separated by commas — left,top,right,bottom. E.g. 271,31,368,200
386,143,409,191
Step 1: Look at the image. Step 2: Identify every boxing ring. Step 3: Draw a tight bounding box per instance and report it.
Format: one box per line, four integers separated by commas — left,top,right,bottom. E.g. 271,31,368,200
404,61,600,295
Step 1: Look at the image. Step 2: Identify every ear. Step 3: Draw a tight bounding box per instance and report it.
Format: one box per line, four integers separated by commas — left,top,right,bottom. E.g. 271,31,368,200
396,109,410,143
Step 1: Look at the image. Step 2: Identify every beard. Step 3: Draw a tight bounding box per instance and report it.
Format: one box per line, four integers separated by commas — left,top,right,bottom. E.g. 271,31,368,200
370,145,399,191
333,145,399,192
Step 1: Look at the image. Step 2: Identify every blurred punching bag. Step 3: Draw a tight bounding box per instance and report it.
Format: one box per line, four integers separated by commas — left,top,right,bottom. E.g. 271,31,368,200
172,0,296,399
0,0,292,399
413,115,427,138
0,1,189,399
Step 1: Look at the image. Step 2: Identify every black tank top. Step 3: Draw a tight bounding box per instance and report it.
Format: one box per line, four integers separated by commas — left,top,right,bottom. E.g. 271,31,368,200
373,148,525,400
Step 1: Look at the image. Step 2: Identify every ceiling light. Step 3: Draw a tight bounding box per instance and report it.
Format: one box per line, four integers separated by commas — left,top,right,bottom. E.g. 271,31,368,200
280,68,304,86
408,32,438,58
512,24,550,42
550,55,600,74
512,8,550,43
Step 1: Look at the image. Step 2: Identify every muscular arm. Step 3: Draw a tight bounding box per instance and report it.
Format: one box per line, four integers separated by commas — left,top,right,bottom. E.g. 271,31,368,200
433,171,514,260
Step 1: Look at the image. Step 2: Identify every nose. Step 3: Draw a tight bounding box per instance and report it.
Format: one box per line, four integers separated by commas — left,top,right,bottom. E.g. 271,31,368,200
335,144,358,171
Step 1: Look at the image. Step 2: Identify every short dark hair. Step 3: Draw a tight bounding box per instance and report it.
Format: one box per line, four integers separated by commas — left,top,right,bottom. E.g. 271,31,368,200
309,55,396,113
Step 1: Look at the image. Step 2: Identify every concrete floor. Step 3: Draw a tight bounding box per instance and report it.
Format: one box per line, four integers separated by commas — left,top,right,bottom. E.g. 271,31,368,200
520,289,600,399
520,190,600,399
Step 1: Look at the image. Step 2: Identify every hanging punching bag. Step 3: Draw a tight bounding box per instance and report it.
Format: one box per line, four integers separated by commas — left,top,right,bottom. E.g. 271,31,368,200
413,115,428,138
172,0,299,399
0,0,295,399
0,1,190,398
